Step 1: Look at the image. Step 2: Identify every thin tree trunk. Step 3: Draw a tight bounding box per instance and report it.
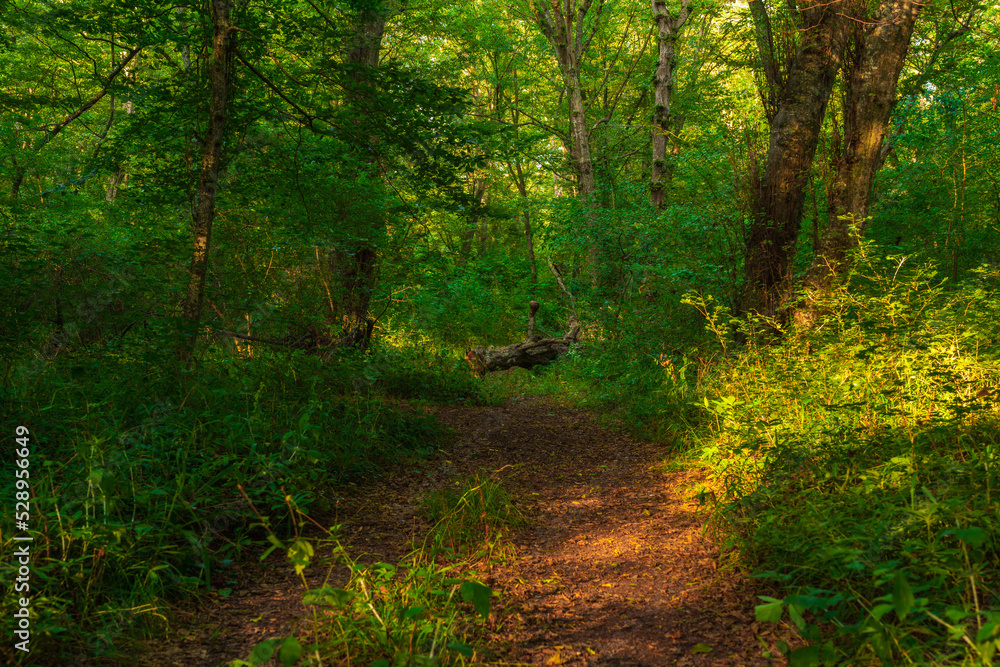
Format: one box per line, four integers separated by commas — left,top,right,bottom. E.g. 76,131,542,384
741,0,849,320
511,159,538,283
651,0,692,209
327,2,398,349
749,0,782,121
471,176,489,253
509,74,538,284
530,0,603,279
179,0,231,358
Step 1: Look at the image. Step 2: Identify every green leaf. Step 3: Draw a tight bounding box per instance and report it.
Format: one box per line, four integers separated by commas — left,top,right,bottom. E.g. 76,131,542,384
288,539,314,576
446,642,474,656
955,527,988,548
820,640,838,666
691,643,713,654
892,572,914,621
460,580,492,618
755,596,784,623
247,638,282,665
789,645,820,667
277,636,302,666
404,605,428,620
871,603,894,621
303,586,354,609
977,619,1000,644
369,660,390,667
788,603,806,630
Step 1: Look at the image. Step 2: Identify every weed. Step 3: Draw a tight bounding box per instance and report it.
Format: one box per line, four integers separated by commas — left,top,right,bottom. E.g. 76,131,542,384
420,470,527,561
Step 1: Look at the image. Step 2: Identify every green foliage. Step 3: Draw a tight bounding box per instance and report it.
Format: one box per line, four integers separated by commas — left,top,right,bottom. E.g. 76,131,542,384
0,342,481,662
696,249,1000,664
420,471,527,560
233,531,494,666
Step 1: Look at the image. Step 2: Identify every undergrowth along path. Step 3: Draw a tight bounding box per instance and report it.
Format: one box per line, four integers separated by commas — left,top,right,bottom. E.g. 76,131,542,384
128,396,794,666
434,397,793,666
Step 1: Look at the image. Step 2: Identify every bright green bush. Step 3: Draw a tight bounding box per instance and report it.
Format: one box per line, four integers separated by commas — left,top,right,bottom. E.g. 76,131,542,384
695,251,1000,664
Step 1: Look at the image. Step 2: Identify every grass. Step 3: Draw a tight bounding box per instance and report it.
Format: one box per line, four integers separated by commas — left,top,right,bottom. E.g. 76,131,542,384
687,253,1000,664
420,470,528,561
0,339,488,664
231,470,527,666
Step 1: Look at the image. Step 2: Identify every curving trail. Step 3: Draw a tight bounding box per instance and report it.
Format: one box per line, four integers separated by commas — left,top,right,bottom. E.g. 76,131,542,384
434,397,793,666
130,396,794,666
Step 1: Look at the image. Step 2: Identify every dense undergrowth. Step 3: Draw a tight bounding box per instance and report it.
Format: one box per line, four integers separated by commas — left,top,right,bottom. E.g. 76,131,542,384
5,232,998,665
484,247,1000,664
694,255,1000,665
0,339,491,664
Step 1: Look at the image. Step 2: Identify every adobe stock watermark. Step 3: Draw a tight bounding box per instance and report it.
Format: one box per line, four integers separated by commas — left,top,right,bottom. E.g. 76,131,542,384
12,426,33,654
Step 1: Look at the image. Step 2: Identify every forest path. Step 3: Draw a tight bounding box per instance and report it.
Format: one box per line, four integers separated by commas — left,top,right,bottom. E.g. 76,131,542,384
430,397,790,666
134,396,793,666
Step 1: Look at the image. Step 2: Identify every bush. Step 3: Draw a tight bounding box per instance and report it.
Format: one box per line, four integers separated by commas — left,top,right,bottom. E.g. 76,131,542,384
695,251,1000,664
0,343,465,663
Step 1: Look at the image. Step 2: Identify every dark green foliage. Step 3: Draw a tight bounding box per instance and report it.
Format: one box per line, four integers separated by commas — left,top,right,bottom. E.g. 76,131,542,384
0,344,477,662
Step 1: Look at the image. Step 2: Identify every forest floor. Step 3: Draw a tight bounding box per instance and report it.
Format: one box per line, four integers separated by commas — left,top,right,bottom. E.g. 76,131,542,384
131,394,797,666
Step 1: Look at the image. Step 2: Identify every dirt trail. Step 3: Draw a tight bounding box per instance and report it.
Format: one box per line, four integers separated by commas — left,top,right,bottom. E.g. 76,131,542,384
433,397,790,666
129,396,792,666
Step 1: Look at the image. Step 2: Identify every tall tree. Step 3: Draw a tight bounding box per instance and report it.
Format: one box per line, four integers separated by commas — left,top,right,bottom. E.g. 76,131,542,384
741,0,850,319
650,0,693,209
329,0,403,349
528,0,604,199
809,0,929,284
179,0,232,357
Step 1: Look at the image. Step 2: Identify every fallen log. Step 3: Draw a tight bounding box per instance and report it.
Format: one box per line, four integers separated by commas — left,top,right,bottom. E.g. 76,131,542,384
465,301,580,376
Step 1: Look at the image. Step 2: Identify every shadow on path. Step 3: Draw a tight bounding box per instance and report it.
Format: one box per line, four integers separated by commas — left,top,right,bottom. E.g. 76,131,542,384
434,397,794,666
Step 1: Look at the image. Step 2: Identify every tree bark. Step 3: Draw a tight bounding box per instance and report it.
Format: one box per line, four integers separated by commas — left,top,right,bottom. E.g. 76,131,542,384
465,301,580,375
327,1,400,350
530,0,604,279
528,0,601,198
741,0,850,320
650,0,693,209
809,0,924,284
178,0,230,358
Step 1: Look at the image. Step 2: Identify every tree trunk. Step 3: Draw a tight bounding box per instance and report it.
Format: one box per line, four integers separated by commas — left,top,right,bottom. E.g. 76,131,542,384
179,0,230,358
567,81,596,198
530,0,603,278
327,2,399,350
741,0,850,320
465,301,580,375
527,0,600,197
809,0,924,284
650,0,692,209
749,0,782,121
509,157,538,283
